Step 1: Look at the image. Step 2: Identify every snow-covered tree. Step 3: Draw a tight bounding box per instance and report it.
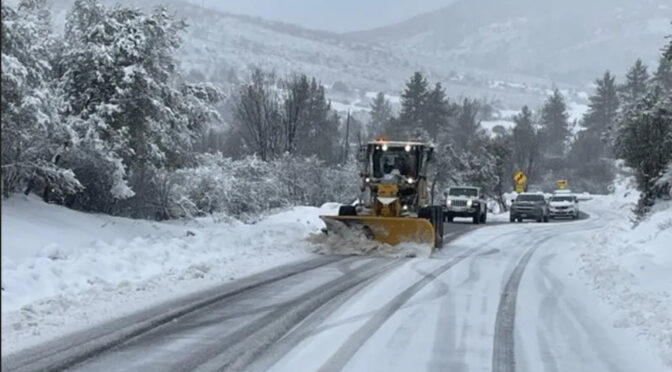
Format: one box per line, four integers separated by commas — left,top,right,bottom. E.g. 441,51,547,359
422,82,451,140
369,92,392,138
511,106,539,181
539,89,570,157
1,0,81,198
615,85,672,217
582,71,620,158
619,59,650,109
395,72,429,138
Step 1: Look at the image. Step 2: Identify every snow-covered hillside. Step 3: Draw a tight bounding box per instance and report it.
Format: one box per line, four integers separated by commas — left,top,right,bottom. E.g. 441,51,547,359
578,179,672,365
348,0,671,83
1,195,336,354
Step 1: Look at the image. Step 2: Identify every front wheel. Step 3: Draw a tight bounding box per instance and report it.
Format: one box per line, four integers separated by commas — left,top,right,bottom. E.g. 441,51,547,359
473,214,480,224
510,215,515,222
543,215,549,223
480,212,487,223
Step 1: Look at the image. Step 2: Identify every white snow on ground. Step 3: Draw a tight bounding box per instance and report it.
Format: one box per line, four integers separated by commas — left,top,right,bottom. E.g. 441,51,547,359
576,178,672,367
1,195,337,355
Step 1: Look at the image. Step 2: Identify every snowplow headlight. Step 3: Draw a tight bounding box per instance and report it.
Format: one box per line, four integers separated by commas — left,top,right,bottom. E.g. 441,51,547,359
382,144,388,151
402,204,409,210
406,177,415,184
365,177,371,183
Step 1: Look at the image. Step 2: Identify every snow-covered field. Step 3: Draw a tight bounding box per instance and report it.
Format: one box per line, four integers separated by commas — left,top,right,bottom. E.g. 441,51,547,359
1,195,336,355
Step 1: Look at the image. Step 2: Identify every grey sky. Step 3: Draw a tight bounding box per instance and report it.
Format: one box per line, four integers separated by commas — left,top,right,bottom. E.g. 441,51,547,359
184,0,455,33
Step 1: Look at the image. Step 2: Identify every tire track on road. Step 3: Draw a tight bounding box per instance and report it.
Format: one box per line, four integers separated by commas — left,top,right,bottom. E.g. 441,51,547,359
318,248,480,372
491,235,553,372
4,256,346,372
186,258,405,372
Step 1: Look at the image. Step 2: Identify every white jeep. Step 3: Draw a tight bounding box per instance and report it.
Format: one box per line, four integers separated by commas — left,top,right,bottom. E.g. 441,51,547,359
443,186,487,224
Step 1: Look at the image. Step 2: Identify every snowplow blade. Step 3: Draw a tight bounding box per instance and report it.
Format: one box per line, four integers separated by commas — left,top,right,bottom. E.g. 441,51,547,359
319,215,437,250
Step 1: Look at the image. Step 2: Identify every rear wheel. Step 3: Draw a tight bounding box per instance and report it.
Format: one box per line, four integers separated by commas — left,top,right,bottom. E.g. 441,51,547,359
510,215,515,222
543,215,549,223
420,206,443,248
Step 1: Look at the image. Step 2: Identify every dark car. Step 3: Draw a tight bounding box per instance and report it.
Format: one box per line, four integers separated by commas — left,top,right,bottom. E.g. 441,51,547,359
510,193,549,223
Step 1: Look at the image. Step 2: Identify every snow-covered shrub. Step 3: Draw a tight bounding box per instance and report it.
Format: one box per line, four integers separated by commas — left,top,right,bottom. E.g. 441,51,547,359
163,153,359,219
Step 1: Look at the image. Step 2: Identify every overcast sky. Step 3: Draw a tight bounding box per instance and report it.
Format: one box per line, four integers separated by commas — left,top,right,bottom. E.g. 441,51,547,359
184,0,455,33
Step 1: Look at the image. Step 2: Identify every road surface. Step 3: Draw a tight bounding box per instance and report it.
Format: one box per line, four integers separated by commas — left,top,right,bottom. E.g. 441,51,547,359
3,206,664,372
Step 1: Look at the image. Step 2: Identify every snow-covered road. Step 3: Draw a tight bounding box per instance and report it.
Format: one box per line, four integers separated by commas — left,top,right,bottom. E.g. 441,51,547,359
3,202,668,372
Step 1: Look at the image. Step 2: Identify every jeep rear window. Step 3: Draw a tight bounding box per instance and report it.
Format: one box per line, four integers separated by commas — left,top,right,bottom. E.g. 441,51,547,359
517,194,544,201
448,188,478,197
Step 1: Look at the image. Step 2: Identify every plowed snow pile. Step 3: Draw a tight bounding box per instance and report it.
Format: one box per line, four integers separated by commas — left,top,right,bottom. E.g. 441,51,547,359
579,178,672,367
309,229,433,258
1,195,338,355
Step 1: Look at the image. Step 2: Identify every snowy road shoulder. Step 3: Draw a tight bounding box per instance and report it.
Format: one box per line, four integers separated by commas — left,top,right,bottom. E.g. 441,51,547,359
1,195,337,355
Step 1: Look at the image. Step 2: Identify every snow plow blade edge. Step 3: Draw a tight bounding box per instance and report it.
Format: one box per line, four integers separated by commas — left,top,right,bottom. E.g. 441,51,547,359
319,215,437,250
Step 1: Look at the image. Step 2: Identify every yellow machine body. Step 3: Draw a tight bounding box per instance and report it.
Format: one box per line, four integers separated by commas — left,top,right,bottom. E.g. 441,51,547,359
318,139,441,252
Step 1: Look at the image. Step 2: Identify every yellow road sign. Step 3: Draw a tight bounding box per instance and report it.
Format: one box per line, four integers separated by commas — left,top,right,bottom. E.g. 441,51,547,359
515,183,524,193
513,170,527,185
556,179,567,189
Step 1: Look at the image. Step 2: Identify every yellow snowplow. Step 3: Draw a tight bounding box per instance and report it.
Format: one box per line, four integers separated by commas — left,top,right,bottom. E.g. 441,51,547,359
320,139,444,252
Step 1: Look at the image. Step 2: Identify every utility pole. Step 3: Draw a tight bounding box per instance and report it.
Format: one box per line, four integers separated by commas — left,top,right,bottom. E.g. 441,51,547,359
343,110,351,163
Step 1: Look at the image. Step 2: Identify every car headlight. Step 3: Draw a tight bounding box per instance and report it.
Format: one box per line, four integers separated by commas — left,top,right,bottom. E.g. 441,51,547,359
406,177,415,184
446,200,452,206
467,199,473,207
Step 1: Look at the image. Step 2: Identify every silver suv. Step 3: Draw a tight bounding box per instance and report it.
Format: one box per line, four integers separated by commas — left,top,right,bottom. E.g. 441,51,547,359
443,186,487,224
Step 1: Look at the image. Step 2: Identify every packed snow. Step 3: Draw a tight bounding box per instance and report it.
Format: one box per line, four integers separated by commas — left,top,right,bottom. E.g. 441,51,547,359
1,195,337,355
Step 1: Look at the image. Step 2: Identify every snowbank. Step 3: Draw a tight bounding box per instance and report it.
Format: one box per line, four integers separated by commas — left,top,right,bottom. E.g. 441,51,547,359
1,195,337,354
578,178,672,366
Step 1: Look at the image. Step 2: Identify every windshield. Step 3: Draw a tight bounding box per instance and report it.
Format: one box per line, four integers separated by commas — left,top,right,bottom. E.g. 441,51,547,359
550,196,574,202
372,148,417,178
448,188,478,197
517,194,545,202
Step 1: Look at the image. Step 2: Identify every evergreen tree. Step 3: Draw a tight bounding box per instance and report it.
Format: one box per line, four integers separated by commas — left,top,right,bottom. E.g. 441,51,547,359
615,85,672,217
539,89,570,157
452,98,481,151
1,0,81,198
396,72,429,138
582,71,620,158
422,82,450,140
58,0,216,211
620,59,650,108
653,55,672,92
511,106,539,180
368,92,392,138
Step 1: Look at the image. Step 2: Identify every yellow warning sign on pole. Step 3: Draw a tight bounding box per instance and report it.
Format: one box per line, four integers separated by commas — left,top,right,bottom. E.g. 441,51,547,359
556,179,567,190
513,170,527,193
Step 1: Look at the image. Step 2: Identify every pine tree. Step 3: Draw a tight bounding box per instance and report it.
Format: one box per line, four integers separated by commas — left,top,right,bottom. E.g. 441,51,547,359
582,71,620,158
539,89,570,157
615,85,672,217
511,106,539,180
396,72,429,139
1,0,81,198
452,98,481,151
653,55,672,92
368,92,392,138
422,82,450,140
620,59,650,108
